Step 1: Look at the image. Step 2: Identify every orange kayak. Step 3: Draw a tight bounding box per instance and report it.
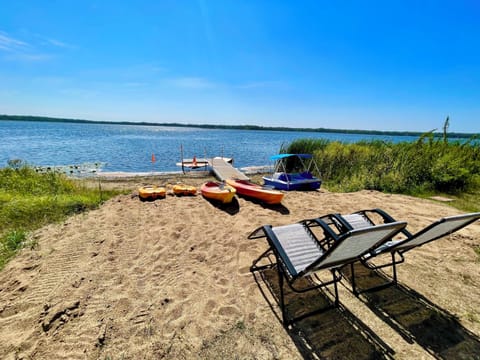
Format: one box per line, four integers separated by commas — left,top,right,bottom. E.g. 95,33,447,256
138,185,166,200
201,181,236,204
225,179,283,204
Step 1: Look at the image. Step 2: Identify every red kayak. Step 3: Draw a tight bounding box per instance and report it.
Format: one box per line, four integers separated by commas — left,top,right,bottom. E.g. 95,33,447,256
225,179,284,205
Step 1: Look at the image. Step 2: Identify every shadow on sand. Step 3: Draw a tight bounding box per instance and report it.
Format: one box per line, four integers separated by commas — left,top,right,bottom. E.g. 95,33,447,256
237,195,290,215
341,263,480,359
253,267,394,359
203,196,240,215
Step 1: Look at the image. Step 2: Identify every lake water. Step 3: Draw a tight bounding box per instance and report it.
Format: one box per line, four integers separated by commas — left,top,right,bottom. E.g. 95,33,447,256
1,120,422,174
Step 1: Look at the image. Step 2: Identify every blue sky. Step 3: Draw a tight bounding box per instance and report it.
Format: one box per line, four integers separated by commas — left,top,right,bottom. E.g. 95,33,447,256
1,1,479,133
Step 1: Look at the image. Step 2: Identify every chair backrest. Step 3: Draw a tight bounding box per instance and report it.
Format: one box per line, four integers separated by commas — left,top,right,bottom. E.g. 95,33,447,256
340,213,373,229
268,223,323,277
393,212,480,252
305,221,407,273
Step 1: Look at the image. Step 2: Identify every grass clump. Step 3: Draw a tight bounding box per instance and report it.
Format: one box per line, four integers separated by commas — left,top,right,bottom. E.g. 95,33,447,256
0,161,122,270
0,230,27,269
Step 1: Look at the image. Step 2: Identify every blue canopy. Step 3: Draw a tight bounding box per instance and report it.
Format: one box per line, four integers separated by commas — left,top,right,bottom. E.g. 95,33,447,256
269,153,313,161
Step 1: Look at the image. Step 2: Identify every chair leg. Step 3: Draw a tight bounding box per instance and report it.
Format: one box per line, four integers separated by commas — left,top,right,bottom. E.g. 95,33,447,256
251,250,341,326
332,269,340,306
350,263,359,296
250,247,274,272
277,264,288,326
346,253,403,295
391,252,398,286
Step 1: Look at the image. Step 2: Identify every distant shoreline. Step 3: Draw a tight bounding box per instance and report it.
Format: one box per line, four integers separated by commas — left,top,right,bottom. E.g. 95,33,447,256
2,114,478,138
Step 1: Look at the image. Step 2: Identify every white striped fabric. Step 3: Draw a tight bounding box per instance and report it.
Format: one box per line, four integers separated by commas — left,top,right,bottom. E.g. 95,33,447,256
318,225,401,268
373,212,480,254
341,214,373,229
395,214,480,250
272,224,323,275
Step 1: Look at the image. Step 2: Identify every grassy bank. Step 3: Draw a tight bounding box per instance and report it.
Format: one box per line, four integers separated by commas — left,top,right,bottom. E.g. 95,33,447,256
283,132,480,212
0,162,123,269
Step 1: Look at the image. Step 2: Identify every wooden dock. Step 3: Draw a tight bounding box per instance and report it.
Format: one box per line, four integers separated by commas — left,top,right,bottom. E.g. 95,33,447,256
210,158,249,181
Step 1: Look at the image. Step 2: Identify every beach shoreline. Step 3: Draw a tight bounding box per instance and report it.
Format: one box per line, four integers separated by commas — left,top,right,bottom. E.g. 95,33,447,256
0,176,479,359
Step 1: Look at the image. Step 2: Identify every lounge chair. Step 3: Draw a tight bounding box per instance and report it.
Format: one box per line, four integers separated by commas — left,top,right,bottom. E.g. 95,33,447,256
331,209,480,295
248,216,407,325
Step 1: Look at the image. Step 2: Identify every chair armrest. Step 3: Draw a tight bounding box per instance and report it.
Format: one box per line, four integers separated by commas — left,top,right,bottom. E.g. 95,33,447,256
302,217,341,243
248,225,269,240
355,208,414,238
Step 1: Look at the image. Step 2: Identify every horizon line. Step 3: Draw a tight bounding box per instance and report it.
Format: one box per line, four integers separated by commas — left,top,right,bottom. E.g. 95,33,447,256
1,114,479,138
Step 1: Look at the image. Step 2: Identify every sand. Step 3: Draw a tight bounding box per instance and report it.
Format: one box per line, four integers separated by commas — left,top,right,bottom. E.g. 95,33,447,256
0,174,479,359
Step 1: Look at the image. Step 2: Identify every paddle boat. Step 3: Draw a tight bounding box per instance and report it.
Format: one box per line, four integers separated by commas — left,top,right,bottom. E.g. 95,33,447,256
138,185,166,200
262,154,322,191
172,184,197,196
225,179,284,205
201,181,237,204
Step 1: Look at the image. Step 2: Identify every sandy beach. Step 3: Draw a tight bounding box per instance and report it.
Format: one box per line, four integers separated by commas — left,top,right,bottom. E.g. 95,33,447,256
1,174,479,359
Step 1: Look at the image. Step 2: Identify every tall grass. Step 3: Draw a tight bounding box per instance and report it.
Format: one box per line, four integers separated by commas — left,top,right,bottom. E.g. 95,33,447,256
0,163,121,269
283,128,480,210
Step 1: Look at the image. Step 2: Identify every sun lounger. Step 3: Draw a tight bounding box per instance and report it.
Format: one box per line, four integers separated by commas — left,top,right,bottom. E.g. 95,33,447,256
332,209,480,295
248,217,407,325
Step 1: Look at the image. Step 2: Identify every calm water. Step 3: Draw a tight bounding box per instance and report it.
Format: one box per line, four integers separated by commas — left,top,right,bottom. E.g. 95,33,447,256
1,120,421,173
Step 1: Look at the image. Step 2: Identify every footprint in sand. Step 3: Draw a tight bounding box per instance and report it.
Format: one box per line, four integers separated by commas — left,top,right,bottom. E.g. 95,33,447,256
217,305,241,317
215,277,230,295
202,299,217,317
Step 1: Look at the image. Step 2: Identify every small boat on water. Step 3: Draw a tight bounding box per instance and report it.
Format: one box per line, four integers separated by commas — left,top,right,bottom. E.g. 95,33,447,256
172,184,197,196
201,181,236,204
262,153,322,191
225,179,284,205
138,185,166,200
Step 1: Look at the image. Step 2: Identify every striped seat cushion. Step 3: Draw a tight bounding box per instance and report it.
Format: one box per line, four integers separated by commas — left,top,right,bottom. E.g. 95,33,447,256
271,224,323,276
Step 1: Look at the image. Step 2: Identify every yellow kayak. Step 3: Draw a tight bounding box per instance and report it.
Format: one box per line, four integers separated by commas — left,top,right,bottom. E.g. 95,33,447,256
138,185,166,200
172,184,197,196
201,181,236,204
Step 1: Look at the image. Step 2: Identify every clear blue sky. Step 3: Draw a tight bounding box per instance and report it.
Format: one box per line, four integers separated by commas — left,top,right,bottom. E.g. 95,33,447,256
1,1,479,133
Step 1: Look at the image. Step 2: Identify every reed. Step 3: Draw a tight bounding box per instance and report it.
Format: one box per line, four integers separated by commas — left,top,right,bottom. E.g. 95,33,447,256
283,124,480,211
0,162,122,269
